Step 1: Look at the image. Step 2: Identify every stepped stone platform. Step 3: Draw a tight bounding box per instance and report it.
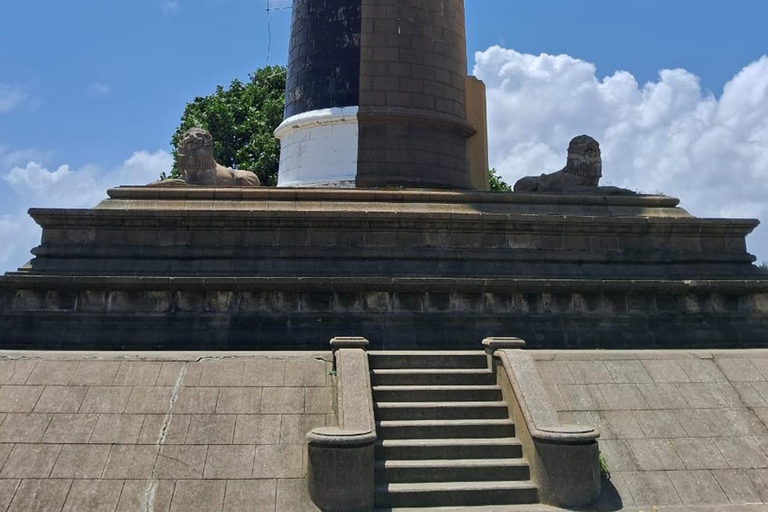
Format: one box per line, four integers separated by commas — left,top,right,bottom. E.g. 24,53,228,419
0,187,766,349
0,349,765,511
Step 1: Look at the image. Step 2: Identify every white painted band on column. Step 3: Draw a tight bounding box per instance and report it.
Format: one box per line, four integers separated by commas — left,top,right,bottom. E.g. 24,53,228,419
275,106,359,188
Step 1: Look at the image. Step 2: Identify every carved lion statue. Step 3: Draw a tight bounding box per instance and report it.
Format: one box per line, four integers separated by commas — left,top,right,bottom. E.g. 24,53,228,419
157,128,260,187
514,135,603,193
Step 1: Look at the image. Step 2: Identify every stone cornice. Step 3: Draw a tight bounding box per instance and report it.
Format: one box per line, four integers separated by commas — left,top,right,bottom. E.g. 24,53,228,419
3,275,767,292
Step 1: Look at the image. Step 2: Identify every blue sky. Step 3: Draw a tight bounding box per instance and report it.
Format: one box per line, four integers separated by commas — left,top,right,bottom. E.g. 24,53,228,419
1,0,767,269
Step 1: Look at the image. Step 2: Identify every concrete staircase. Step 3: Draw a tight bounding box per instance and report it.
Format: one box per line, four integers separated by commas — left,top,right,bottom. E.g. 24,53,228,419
370,351,540,511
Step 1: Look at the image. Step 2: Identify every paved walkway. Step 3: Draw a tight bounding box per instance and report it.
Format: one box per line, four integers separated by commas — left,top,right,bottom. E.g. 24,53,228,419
534,350,768,511
0,351,332,512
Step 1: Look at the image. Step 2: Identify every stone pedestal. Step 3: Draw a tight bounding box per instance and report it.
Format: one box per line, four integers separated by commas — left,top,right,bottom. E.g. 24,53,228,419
0,187,765,348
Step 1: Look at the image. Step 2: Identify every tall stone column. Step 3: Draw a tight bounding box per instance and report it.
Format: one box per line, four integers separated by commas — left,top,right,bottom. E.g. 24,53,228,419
275,0,473,190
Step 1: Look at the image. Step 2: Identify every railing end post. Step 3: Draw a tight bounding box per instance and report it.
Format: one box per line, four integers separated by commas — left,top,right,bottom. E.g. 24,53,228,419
331,336,370,351
482,337,526,370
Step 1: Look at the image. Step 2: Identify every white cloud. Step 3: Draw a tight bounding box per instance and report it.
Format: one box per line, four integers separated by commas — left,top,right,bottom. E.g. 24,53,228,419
0,150,172,271
0,85,28,113
88,83,112,96
155,0,180,14
474,47,768,263
0,146,49,169
0,215,23,268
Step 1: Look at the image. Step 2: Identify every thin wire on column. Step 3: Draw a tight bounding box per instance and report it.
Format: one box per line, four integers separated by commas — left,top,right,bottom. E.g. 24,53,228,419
266,0,271,64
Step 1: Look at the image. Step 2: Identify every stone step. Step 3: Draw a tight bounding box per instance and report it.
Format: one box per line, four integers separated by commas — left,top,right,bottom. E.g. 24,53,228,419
373,505,564,512
369,351,488,370
371,369,497,386
375,438,523,460
375,458,530,483
374,481,539,508
373,385,503,402
377,418,515,439
375,401,509,421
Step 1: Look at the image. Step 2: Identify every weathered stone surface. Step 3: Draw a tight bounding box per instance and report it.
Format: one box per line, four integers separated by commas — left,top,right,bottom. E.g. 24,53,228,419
261,387,305,414
3,278,766,350
514,135,620,194
51,444,110,478
89,414,144,444
8,479,71,512
204,445,255,479
254,444,304,479
494,349,601,507
673,438,730,470
170,480,226,512
42,413,99,443
116,480,174,512
1,185,764,348
154,128,260,188
0,413,51,443
0,385,43,413
233,414,281,445
155,445,207,479
62,480,123,512
356,0,472,190
224,480,278,511
34,386,87,413
1,444,61,478
536,350,768,509
0,351,332,512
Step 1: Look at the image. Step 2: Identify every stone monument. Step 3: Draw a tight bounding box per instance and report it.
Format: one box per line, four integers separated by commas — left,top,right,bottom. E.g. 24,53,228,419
0,0,766,349
152,128,261,187
514,135,634,195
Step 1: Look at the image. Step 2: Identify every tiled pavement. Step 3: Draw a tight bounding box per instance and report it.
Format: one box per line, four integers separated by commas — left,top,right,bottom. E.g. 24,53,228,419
534,350,768,511
4,349,768,511
0,352,332,512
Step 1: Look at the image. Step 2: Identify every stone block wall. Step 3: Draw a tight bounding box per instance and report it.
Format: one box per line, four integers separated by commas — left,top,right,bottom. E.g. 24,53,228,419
358,0,467,118
2,277,767,349
356,121,469,188
356,0,472,189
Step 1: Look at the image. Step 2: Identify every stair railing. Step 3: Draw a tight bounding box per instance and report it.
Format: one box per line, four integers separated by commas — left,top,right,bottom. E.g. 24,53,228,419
307,337,377,512
485,337,601,508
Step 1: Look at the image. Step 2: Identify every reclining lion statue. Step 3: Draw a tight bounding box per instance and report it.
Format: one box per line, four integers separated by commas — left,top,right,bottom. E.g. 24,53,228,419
153,128,260,187
514,135,634,195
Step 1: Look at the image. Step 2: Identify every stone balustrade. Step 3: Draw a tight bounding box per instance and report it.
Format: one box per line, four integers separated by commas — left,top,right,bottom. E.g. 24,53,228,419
487,337,602,507
307,337,376,512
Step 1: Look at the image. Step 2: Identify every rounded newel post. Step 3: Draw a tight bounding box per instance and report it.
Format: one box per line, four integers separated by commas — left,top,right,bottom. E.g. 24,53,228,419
307,428,377,512
482,336,526,370
307,337,376,511
529,426,601,507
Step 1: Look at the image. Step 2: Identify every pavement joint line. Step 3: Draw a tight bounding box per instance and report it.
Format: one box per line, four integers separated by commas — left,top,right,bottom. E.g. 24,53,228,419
142,362,187,511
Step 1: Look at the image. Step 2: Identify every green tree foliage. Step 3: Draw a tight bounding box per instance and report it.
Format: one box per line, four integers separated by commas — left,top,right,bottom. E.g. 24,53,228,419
168,65,286,186
760,262,768,273
489,168,512,192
